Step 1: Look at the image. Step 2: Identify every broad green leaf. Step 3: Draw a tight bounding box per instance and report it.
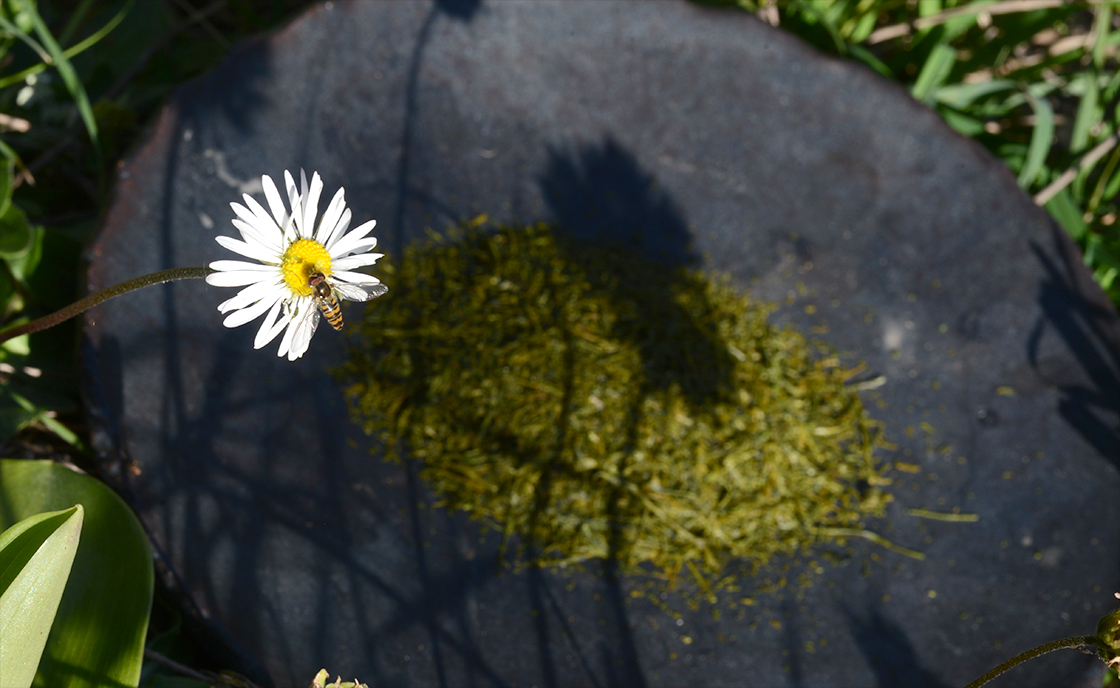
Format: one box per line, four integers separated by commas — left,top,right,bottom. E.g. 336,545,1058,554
0,156,12,219
912,43,957,104
4,222,44,281
0,263,13,320
0,204,33,258
0,505,83,688
0,460,152,688
0,333,29,357
1017,90,1055,189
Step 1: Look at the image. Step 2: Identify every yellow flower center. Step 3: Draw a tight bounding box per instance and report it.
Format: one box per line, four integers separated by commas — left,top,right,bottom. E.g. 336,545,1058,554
281,239,333,296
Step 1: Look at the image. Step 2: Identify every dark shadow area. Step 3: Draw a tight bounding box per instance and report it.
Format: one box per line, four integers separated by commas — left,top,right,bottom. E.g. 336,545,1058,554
151,107,281,684
1029,226,1120,470
527,138,727,687
541,137,735,409
434,0,482,21
845,605,950,688
780,593,804,688
82,330,276,686
541,137,698,269
80,335,130,498
599,494,648,688
391,0,481,260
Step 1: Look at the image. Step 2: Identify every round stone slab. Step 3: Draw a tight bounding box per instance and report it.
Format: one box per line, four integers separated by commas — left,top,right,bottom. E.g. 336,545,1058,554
83,1,1120,686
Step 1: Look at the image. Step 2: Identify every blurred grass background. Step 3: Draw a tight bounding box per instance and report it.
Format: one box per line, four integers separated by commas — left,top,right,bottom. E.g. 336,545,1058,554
0,0,1117,677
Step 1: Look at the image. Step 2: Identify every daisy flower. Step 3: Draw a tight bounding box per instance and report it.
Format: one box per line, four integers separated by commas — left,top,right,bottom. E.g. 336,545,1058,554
205,170,387,360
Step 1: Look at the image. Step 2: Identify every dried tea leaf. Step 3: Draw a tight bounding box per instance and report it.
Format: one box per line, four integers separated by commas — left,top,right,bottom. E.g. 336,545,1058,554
339,223,897,591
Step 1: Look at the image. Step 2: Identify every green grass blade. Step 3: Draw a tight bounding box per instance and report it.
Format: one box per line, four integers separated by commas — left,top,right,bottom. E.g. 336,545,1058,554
938,107,985,137
1043,188,1089,242
1100,147,1120,202
848,43,893,78
1017,88,1055,189
1069,73,1100,155
21,4,99,148
789,0,850,54
933,79,1018,109
0,14,50,64
1085,234,1120,273
0,0,133,91
912,42,957,103
59,0,98,45
1088,144,1120,213
1092,1,1113,68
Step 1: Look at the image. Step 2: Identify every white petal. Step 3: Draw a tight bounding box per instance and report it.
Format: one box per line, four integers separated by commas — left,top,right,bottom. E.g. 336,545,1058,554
347,219,378,241
262,174,289,229
285,170,304,239
333,253,384,270
235,196,285,249
216,235,278,263
206,268,276,287
329,224,378,258
316,187,346,245
218,278,286,313
230,218,282,255
332,269,382,285
240,193,280,231
229,201,262,235
343,239,378,257
303,171,323,242
324,208,352,250
209,260,276,272
333,281,388,302
222,292,281,328
254,299,289,349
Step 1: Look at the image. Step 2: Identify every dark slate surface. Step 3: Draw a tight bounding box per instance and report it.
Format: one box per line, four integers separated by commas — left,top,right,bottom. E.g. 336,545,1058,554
81,1,1120,686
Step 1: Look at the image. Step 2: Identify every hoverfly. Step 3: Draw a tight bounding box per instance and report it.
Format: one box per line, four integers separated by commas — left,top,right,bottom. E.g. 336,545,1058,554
308,271,388,331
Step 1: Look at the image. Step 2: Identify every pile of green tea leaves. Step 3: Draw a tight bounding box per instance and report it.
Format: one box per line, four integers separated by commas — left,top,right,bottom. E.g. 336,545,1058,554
339,223,895,591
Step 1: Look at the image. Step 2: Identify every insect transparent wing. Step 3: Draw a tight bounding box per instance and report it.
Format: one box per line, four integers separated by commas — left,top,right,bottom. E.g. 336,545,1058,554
287,301,320,359
334,281,388,302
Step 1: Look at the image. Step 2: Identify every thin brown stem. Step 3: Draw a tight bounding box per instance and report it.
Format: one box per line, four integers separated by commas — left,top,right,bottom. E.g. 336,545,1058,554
0,266,213,345
962,635,1100,688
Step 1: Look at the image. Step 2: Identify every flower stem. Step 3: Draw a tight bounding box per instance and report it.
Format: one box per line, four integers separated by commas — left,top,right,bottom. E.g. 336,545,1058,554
0,266,214,345
962,635,1101,688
